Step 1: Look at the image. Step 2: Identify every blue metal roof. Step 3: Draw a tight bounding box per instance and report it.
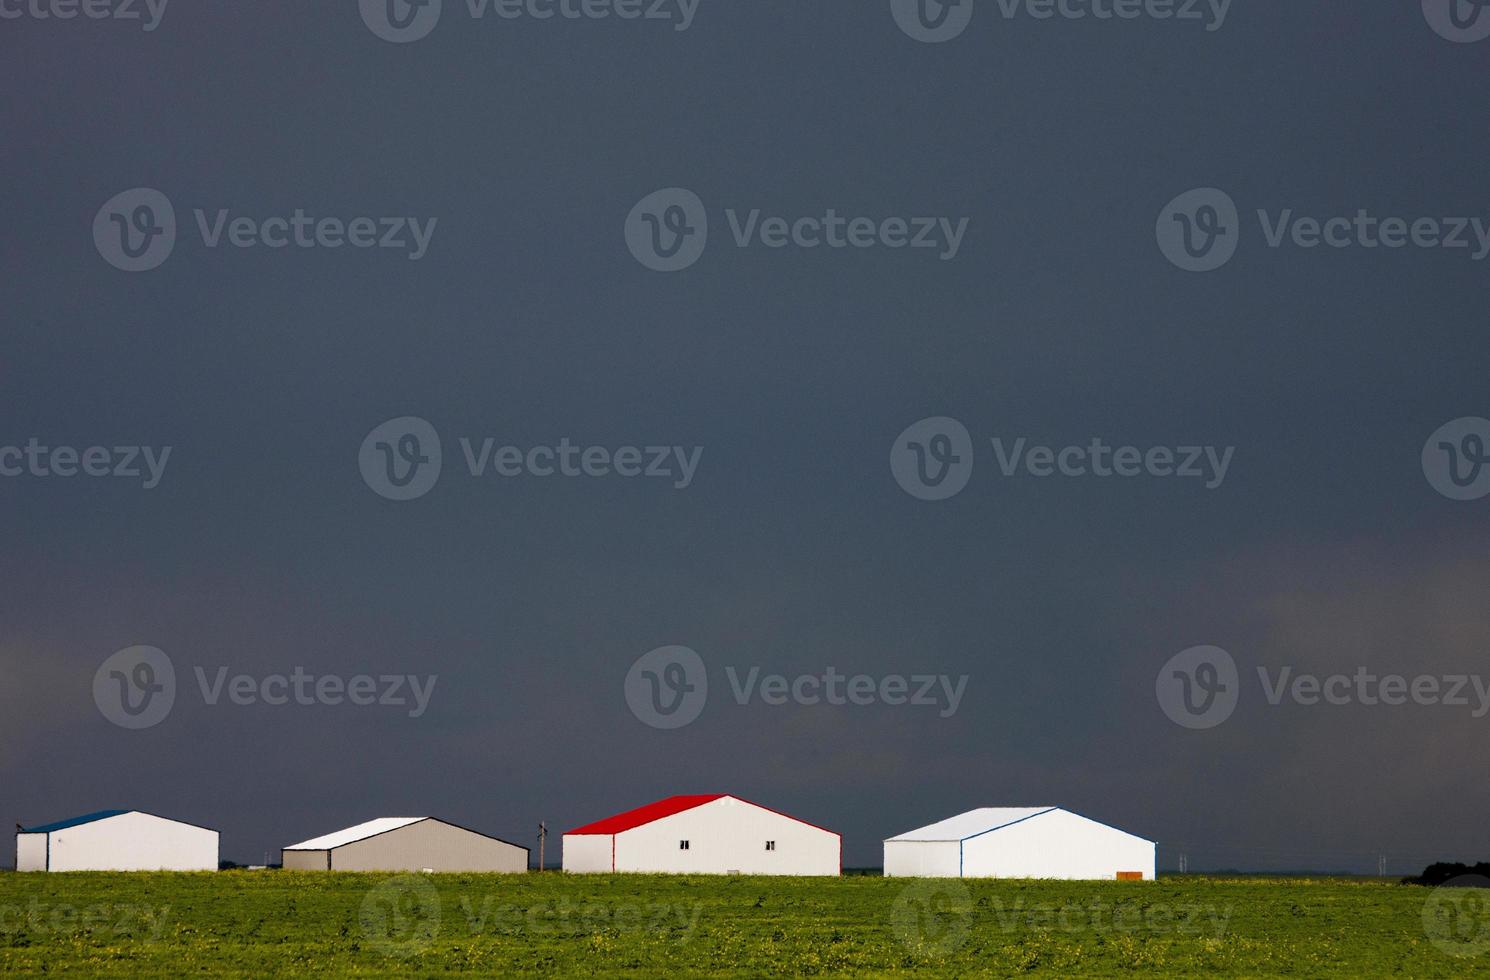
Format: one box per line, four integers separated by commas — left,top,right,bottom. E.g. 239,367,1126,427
20,810,130,834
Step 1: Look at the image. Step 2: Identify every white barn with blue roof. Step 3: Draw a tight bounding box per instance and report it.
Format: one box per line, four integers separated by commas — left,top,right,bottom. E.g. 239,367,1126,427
15,810,218,872
883,807,1155,880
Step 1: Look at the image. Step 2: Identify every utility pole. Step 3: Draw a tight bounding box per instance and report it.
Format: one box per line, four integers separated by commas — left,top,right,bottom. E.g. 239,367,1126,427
538,822,547,872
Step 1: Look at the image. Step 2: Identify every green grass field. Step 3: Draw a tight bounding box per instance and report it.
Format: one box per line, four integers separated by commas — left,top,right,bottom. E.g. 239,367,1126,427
2,871,1487,976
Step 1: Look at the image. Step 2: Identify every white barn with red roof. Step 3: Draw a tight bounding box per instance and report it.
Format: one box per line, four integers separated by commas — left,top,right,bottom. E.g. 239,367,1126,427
562,795,840,875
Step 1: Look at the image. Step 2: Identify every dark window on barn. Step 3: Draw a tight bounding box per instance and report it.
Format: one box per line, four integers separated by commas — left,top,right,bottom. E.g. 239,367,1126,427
679,840,689,850
765,841,776,851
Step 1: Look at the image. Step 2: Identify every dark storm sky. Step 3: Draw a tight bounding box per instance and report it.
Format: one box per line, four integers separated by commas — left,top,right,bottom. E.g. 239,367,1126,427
2,1,1487,871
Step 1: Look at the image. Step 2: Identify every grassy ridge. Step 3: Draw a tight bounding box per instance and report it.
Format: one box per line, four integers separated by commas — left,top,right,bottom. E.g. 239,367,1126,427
0,871,1486,976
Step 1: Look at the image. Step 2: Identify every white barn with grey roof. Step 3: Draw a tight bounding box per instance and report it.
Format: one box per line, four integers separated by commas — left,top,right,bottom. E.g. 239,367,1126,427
884,807,1155,880
281,817,527,872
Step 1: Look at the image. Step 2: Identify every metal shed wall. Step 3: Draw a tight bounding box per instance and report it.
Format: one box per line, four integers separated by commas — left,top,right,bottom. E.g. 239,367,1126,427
882,839,961,877
330,819,527,872
281,848,330,871
15,834,47,872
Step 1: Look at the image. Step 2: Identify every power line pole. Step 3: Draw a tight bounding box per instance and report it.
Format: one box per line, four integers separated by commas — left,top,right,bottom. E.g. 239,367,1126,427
538,822,547,872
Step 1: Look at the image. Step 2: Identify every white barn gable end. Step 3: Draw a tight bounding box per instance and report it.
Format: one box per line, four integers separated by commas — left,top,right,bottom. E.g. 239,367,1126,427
884,807,1155,880
563,794,840,875
15,810,219,872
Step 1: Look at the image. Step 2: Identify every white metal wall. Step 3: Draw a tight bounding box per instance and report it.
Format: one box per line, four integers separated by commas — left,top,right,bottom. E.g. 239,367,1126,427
561,834,614,873
41,812,218,872
614,797,838,875
15,834,47,872
961,809,1154,880
882,839,960,877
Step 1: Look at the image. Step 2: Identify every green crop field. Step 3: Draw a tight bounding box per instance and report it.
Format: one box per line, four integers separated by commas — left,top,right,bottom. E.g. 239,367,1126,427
1,871,1487,976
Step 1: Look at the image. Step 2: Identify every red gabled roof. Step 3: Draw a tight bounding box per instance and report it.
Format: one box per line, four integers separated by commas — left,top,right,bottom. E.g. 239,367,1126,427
565,794,725,835
564,794,842,839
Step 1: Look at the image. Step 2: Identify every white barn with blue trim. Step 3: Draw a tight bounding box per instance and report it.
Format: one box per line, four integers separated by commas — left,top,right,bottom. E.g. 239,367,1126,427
883,807,1154,880
15,810,219,872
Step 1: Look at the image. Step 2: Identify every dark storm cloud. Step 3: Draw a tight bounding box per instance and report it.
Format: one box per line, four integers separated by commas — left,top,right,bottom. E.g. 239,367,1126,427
1,1,1487,871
